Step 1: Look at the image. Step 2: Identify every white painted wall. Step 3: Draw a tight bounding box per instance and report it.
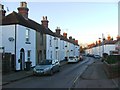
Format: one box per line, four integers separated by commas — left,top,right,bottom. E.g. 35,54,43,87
15,25,36,70
60,40,65,61
1,25,15,54
64,41,69,58
0,27,2,48
0,26,3,53
54,37,60,61
69,43,74,57
85,44,116,57
104,44,116,55
46,35,55,60
1,25,36,70
59,40,70,61
75,45,79,57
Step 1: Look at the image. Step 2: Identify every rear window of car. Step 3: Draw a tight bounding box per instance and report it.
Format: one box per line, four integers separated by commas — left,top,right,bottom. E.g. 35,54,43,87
69,57,74,59
39,60,52,65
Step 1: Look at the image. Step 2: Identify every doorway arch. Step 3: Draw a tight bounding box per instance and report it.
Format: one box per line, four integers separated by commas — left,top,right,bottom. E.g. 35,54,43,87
20,48,25,70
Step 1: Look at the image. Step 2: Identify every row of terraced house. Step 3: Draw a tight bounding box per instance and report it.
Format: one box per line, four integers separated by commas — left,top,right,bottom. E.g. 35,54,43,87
85,37,120,57
0,2,80,72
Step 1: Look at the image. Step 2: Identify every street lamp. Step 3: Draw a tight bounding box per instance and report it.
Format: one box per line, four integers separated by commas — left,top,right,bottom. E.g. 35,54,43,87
98,38,101,56
102,33,105,57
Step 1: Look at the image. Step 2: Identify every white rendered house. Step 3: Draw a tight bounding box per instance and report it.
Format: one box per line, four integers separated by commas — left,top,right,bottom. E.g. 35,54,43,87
0,2,44,70
1,13,36,70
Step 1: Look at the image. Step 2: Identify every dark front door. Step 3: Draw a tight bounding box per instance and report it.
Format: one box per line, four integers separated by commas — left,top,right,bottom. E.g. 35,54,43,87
20,48,25,70
11,54,15,71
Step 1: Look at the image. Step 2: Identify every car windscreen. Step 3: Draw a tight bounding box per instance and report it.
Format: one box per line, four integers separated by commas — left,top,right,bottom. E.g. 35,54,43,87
39,60,52,65
69,57,74,59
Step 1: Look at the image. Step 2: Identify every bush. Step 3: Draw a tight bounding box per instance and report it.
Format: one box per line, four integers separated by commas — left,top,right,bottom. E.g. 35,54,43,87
105,55,120,64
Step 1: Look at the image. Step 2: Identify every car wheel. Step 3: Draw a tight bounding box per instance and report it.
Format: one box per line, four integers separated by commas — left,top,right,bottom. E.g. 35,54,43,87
33,72,36,76
50,69,53,76
57,67,60,72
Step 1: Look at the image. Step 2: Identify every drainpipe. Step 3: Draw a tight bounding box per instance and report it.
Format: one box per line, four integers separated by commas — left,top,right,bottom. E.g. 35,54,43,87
15,24,17,70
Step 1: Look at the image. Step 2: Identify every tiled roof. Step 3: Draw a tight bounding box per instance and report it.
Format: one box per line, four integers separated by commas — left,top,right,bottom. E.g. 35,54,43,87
104,40,117,45
1,11,79,46
45,28,57,37
1,11,45,33
54,33,79,46
0,11,56,36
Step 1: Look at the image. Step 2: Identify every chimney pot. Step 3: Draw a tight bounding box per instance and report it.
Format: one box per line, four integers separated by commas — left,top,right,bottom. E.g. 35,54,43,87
0,4,6,18
73,38,75,41
63,32,67,38
56,27,61,35
75,40,78,44
41,16,49,29
17,2,29,18
20,2,27,7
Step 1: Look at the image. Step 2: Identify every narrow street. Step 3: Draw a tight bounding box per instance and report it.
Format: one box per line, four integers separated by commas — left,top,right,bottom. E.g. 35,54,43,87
2,57,94,88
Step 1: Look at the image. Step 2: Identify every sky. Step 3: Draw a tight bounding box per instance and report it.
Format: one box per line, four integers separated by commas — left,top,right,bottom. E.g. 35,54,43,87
1,0,119,46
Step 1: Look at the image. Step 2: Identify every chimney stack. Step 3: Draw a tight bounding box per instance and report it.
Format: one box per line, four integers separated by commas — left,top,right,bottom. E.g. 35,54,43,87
0,4,6,18
41,16,49,29
55,27,61,35
63,32,67,38
17,2,29,18
72,38,75,42
75,40,78,44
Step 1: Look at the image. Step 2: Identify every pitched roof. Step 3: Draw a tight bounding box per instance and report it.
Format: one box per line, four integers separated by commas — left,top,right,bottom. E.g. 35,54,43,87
54,33,79,46
45,28,57,37
104,40,117,45
1,11,79,46
1,11,45,33
0,11,56,37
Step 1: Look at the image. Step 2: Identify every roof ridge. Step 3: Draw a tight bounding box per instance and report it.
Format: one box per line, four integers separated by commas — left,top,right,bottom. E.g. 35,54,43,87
12,11,19,23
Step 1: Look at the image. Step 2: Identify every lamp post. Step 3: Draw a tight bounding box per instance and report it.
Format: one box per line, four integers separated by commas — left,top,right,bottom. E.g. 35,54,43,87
102,33,105,57
98,38,101,56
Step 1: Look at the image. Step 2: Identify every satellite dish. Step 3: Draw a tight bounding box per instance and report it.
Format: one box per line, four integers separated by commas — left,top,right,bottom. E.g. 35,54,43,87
8,37,14,42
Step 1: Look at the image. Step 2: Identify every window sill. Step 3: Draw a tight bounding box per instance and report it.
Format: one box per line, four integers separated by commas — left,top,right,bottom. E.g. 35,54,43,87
25,42,31,44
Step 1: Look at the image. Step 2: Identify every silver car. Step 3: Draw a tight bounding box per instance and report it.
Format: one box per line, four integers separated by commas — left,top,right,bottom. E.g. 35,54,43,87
33,59,60,76
68,56,78,63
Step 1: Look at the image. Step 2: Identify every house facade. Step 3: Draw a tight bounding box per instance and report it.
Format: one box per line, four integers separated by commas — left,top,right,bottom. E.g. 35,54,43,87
1,17,36,70
85,40,117,57
0,2,46,70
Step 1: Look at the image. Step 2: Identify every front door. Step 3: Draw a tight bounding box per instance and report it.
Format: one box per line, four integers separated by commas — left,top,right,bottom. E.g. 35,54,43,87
20,48,25,70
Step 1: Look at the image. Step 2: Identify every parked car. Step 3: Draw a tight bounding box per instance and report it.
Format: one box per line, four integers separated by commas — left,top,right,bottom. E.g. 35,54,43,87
33,59,60,76
76,56,80,62
87,54,94,57
94,55,101,59
68,56,78,63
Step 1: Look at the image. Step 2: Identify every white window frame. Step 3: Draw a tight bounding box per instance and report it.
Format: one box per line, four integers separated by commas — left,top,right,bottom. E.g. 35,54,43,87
26,28,30,42
50,36,52,47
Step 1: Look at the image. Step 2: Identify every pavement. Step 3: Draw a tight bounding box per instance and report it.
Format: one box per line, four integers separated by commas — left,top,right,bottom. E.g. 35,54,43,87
74,59,120,89
1,60,67,86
